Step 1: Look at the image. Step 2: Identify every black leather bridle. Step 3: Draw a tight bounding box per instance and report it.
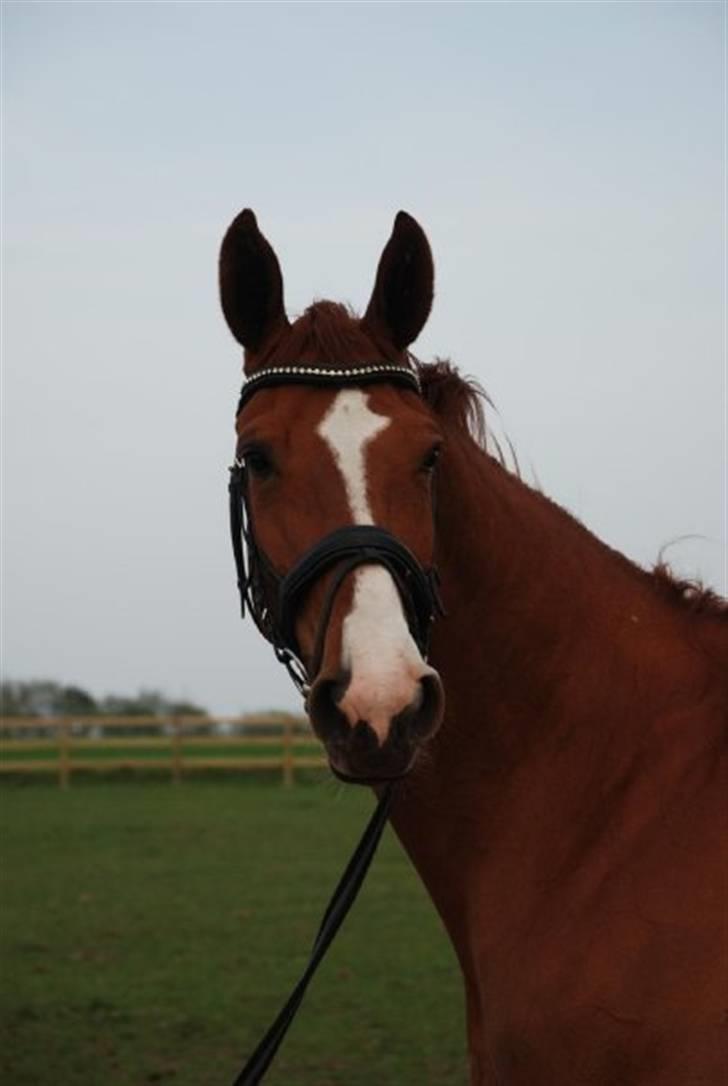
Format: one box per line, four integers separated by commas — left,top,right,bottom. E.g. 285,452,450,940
227,361,443,1085
228,361,444,698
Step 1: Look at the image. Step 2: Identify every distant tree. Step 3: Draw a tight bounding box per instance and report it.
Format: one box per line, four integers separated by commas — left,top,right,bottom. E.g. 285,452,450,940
0,682,22,716
168,699,207,717
0,680,96,717
99,689,207,717
1,680,207,718
99,690,164,717
56,686,99,715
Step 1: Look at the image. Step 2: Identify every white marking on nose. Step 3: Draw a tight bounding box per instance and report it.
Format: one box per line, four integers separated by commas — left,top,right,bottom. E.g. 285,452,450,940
317,389,435,742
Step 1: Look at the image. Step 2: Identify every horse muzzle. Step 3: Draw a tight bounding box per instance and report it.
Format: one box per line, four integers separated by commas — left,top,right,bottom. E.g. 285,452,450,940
308,668,444,782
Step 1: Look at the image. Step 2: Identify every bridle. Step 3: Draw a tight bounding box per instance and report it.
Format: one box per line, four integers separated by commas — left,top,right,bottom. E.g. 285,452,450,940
228,361,444,698
226,360,444,1086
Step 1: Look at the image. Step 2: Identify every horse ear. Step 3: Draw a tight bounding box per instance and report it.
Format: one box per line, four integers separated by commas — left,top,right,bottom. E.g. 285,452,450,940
219,208,289,355
363,211,434,350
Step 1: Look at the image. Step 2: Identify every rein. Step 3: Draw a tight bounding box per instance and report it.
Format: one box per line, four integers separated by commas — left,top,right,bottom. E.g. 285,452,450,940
231,783,394,1085
227,361,442,1085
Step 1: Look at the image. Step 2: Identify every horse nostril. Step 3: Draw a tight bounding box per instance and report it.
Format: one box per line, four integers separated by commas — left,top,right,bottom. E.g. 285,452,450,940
308,672,351,746
405,673,445,741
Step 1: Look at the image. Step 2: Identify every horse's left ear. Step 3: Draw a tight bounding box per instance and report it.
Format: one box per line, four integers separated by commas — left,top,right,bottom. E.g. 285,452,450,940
363,211,434,349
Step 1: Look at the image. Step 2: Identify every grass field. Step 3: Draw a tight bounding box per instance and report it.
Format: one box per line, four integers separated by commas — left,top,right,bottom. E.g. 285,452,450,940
1,779,467,1085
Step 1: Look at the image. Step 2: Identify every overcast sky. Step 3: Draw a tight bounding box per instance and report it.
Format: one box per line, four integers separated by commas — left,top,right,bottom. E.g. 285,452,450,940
2,1,725,716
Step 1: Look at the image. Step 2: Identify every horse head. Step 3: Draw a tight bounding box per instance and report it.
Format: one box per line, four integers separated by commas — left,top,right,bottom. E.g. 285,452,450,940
220,209,446,783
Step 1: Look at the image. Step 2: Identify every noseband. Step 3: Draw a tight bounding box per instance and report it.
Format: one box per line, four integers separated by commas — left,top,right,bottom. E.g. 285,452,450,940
228,363,444,696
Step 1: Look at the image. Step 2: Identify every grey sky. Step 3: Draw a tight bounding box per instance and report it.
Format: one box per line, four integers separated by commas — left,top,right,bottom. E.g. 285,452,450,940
2,1,725,715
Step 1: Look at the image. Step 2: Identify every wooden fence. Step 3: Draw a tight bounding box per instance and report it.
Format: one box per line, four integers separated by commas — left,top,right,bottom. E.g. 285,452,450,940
0,715,326,787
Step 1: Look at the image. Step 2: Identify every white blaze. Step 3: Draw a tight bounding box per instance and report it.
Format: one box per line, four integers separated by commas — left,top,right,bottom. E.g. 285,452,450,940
317,388,388,523
317,389,433,741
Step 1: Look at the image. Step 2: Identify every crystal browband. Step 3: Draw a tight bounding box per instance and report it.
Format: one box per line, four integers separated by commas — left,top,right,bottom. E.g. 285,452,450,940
236,363,421,415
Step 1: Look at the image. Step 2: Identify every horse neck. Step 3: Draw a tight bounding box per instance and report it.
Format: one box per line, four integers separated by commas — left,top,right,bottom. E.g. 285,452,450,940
388,427,720,910
429,431,710,768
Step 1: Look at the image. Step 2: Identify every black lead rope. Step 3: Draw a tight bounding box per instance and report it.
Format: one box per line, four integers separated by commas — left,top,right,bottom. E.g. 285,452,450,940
231,783,395,1085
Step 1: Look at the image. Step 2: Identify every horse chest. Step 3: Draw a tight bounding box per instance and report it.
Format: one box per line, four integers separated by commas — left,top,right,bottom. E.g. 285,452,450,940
474,841,725,1084
392,762,727,1085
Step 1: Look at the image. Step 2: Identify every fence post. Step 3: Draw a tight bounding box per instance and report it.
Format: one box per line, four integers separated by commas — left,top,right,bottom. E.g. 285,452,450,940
282,717,294,787
58,718,71,790
171,717,183,783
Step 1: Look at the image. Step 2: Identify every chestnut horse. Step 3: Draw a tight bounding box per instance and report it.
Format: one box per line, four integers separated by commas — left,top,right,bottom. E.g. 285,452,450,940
219,209,728,1084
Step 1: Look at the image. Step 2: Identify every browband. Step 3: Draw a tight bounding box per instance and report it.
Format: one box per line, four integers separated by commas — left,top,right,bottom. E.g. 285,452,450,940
236,363,421,415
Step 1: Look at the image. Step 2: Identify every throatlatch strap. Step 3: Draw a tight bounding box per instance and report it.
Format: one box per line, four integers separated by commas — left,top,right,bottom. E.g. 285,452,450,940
230,784,395,1086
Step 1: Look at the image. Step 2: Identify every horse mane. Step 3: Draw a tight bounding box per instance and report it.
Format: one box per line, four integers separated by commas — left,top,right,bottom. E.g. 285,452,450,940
650,563,728,619
416,363,728,622
417,358,518,472
417,359,487,445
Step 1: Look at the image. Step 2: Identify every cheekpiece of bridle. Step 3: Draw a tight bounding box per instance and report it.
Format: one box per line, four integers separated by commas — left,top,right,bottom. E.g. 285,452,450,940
228,362,444,698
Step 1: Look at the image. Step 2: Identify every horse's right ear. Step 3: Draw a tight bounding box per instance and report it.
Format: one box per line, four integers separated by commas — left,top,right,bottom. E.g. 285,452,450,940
219,209,289,355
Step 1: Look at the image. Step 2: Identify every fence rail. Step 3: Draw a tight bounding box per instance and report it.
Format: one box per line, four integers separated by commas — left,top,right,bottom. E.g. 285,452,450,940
0,715,326,787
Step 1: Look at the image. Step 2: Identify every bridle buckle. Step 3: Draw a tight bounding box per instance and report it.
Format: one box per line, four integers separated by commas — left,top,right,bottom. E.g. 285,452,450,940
274,646,310,698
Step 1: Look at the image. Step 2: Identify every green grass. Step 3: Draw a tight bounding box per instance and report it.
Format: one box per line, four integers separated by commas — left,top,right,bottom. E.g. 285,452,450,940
1,780,467,1085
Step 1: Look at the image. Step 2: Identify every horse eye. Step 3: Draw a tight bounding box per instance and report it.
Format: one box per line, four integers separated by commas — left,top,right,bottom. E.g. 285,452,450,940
421,444,442,473
243,447,274,478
